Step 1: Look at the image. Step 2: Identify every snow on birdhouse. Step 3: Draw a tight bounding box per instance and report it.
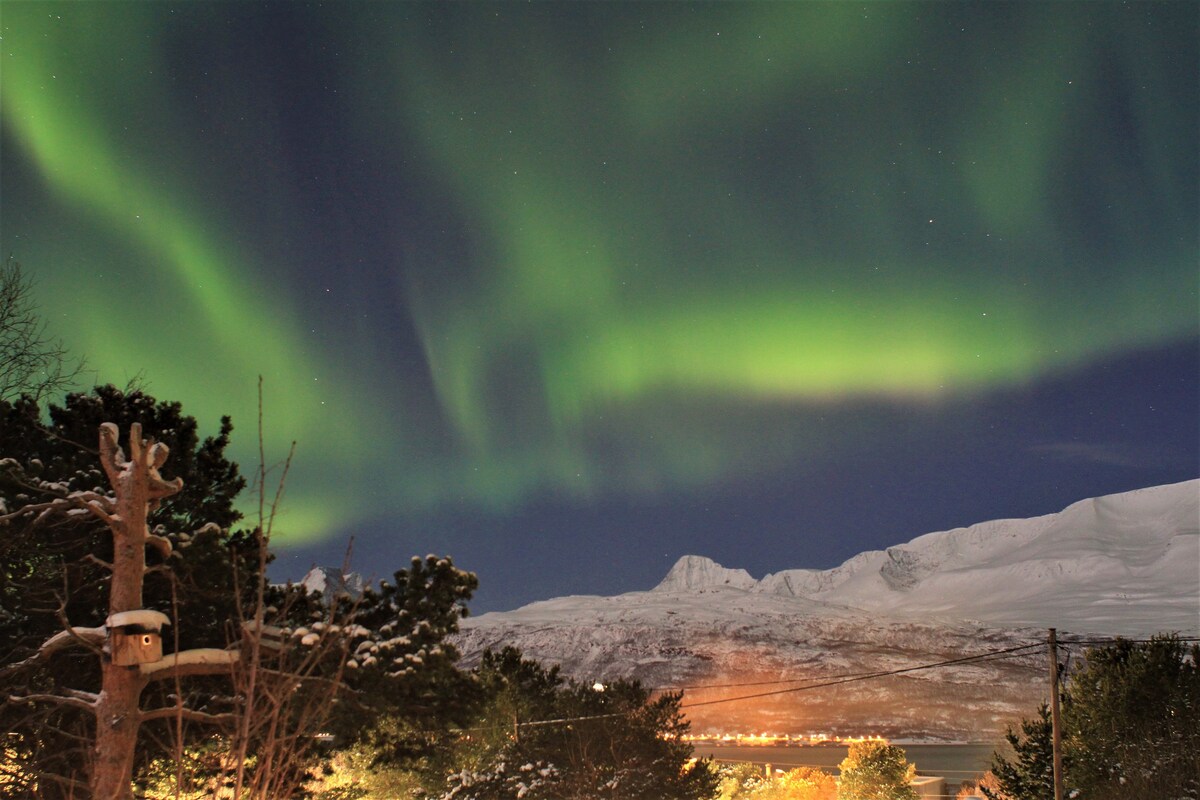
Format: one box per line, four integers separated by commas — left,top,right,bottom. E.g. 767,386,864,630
107,609,171,666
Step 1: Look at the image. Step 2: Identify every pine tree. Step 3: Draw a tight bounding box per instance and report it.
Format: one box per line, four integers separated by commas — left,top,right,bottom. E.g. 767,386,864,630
987,635,1199,800
434,647,719,800
982,704,1063,800
0,388,250,797
0,387,480,797
1063,636,1200,799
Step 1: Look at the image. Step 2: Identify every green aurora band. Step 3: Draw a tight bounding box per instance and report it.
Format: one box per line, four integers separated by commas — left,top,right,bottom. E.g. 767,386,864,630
2,3,1196,543
0,6,383,538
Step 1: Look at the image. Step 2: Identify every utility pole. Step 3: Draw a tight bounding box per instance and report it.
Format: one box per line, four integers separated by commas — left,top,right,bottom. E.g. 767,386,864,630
1048,628,1064,800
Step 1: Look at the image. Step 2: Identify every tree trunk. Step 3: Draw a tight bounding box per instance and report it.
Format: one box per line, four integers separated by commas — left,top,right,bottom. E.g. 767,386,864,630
89,423,181,799
91,667,147,800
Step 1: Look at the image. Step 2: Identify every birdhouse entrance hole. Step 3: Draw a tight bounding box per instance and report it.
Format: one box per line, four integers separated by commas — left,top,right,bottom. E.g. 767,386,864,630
106,609,171,666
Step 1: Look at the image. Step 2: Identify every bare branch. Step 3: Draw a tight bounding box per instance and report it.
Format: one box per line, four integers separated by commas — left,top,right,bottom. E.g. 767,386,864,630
53,573,103,656
11,767,88,793
0,256,86,402
84,553,114,571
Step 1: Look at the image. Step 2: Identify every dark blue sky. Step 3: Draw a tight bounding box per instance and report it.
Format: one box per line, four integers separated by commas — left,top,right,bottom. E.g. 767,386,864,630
2,3,1196,611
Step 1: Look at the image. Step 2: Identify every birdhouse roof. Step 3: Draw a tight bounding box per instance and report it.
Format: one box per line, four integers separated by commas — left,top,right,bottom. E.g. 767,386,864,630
106,610,171,630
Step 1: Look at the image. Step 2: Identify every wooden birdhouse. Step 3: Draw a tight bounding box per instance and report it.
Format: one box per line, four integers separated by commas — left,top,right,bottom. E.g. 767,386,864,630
107,609,171,666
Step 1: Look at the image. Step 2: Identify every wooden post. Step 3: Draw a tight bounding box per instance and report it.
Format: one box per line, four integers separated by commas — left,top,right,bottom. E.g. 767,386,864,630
1048,628,1064,800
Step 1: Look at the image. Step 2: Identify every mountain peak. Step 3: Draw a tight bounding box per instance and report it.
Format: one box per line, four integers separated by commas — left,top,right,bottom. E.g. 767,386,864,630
300,566,365,600
653,555,756,592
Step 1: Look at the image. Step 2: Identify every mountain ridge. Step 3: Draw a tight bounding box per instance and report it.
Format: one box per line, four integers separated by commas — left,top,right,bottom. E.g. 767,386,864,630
604,479,1198,634
454,480,1199,738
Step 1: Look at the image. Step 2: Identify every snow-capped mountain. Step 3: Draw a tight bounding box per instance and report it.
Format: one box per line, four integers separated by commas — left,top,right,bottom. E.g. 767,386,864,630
299,566,365,600
454,481,1199,740
751,480,1198,633
654,555,757,592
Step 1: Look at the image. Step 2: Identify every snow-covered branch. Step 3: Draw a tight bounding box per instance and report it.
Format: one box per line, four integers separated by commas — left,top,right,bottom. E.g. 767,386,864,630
139,705,236,725
140,648,241,681
0,626,105,676
61,687,101,704
0,490,118,528
146,532,173,558
10,691,98,714
98,421,124,490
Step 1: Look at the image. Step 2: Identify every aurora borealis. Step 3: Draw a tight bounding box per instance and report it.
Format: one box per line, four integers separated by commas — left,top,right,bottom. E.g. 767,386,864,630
2,2,1196,610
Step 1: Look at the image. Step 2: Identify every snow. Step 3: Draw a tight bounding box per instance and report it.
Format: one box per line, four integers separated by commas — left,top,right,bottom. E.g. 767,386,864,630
470,480,1198,637
652,555,756,592
107,610,171,630
760,479,1200,634
299,566,366,600
454,480,1199,739
139,648,239,676
29,626,106,663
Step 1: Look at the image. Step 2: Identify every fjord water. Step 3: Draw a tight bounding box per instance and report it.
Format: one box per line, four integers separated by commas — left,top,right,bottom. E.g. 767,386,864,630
691,742,995,778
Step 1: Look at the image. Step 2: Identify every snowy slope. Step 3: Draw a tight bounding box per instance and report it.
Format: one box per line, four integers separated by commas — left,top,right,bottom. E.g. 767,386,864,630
758,480,1199,634
455,481,1199,739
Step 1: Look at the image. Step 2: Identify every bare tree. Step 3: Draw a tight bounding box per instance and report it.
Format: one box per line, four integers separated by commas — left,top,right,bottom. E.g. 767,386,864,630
0,256,84,402
1,423,239,798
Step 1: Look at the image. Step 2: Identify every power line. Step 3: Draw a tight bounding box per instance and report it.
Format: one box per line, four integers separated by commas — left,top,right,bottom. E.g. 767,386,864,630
680,642,1044,710
660,632,1128,693
1062,636,1200,645
439,643,1040,735
656,665,896,692
447,633,1196,733
658,646,1038,693
661,634,1199,694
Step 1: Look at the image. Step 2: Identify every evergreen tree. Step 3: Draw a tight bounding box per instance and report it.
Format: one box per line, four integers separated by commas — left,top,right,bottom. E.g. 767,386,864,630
0,387,252,796
434,646,718,800
0,387,480,797
836,740,918,800
1063,635,1200,800
319,554,481,767
981,704,1064,800
987,635,1199,800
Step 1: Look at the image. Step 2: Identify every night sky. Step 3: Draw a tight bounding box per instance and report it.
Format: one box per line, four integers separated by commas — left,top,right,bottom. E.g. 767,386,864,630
2,2,1196,612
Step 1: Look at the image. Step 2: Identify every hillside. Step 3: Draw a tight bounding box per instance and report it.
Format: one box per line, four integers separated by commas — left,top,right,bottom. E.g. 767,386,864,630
454,481,1199,739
